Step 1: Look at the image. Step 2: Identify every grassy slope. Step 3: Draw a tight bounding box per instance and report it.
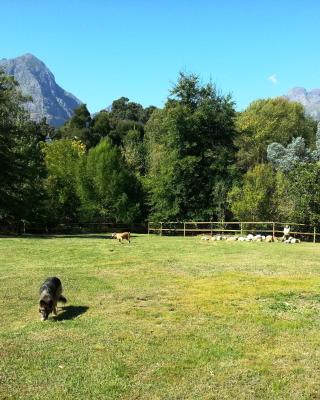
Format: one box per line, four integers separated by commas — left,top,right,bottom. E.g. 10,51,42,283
1,235,320,399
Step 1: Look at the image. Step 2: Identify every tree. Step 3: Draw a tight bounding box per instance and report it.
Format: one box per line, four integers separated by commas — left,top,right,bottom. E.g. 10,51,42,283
91,110,111,136
228,164,276,221
42,139,85,224
142,106,157,124
110,97,144,122
87,110,112,147
235,98,316,170
14,120,49,225
109,119,144,147
122,128,146,175
145,72,237,221
267,137,313,172
312,121,320,161
284,163,320,226
0,71,26,219
77,138,143,223
59,104,96,148
0,70,47,224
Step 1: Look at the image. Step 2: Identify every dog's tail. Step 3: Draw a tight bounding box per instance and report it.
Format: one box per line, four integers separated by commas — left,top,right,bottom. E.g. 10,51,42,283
59,295,67,303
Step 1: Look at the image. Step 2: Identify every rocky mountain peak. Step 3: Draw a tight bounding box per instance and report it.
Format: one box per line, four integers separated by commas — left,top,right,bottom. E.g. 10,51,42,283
285,87,320,121
0,53,81,127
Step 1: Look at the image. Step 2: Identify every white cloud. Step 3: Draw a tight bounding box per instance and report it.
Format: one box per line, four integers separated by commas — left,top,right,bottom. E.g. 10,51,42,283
268,74,278,85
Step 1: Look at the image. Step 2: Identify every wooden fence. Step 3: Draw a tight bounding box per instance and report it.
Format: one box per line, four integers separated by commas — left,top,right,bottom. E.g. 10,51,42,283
148,221,319,243
0,222,147,235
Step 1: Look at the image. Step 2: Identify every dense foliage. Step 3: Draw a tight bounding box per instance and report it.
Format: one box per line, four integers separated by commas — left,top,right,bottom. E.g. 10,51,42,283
145,73,236,221
0,71,47,224
77,138,143,223
1,70,320,230
235,98,316,170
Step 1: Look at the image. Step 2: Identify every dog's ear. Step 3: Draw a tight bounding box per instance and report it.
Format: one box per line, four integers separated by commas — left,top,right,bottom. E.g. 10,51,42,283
40,299,53,308
39,299,47,308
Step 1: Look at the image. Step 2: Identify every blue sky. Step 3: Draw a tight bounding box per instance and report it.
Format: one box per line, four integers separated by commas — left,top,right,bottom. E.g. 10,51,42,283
1,0,320,112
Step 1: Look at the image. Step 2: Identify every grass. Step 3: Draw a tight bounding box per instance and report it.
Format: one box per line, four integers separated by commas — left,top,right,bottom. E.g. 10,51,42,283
1,234,320,399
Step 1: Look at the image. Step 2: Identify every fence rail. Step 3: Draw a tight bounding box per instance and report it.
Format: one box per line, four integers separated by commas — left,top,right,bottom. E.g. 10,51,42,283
1,220,318,242
148,221,319,242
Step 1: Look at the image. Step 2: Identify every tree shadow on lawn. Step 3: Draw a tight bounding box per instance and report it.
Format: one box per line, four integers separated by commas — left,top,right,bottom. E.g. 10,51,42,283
55,305,89,321
0,234,113,239
0,234,140,239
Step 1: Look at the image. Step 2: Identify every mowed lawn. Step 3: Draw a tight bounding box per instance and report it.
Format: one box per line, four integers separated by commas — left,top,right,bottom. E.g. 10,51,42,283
1,235,320,399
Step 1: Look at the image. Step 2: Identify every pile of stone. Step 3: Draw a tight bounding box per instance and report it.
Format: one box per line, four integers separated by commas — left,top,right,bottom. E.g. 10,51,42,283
284,236,300,244
200,233,301,243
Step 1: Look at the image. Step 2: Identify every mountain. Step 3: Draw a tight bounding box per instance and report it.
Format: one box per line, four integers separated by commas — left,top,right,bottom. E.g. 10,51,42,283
285,87,320,121
0,53,82,127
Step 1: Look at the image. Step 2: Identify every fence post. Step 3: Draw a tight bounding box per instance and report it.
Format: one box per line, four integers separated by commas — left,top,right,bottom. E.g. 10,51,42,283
272,222,275,238
240,222,243,236
314,227,316,243
184,222,186,237
148,221,150,236
210,221,213,236
160,222,163,236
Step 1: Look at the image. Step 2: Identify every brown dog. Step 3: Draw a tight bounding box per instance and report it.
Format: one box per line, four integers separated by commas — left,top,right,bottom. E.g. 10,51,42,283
111,232,131,243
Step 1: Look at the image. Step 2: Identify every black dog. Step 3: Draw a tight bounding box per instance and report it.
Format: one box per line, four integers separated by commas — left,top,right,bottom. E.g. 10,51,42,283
39,277,67,321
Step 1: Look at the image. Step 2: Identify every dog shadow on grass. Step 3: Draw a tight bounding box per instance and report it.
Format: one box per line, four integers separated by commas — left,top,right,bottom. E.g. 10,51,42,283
55,305,89,321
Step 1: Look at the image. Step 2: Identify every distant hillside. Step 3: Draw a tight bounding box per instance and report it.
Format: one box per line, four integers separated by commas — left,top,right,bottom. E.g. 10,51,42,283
285,87,320,121
0,53,82,127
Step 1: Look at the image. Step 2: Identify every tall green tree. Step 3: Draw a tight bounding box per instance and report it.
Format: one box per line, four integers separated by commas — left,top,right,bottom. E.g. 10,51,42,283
145,72,237,221
0,71,26,219
42,139,85,224
77,138,143,223
0,70,47,224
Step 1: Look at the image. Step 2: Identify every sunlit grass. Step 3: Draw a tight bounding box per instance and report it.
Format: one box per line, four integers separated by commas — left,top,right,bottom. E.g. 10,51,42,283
1,235,320,399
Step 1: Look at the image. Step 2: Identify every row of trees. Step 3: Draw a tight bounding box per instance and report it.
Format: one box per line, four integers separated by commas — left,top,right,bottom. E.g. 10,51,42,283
1,69,320,229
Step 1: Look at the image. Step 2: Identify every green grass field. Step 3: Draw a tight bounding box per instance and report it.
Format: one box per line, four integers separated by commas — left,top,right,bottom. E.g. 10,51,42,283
1,234,320,399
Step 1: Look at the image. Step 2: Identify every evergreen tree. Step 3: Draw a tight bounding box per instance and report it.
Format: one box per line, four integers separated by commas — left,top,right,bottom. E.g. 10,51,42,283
145,72,236,221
